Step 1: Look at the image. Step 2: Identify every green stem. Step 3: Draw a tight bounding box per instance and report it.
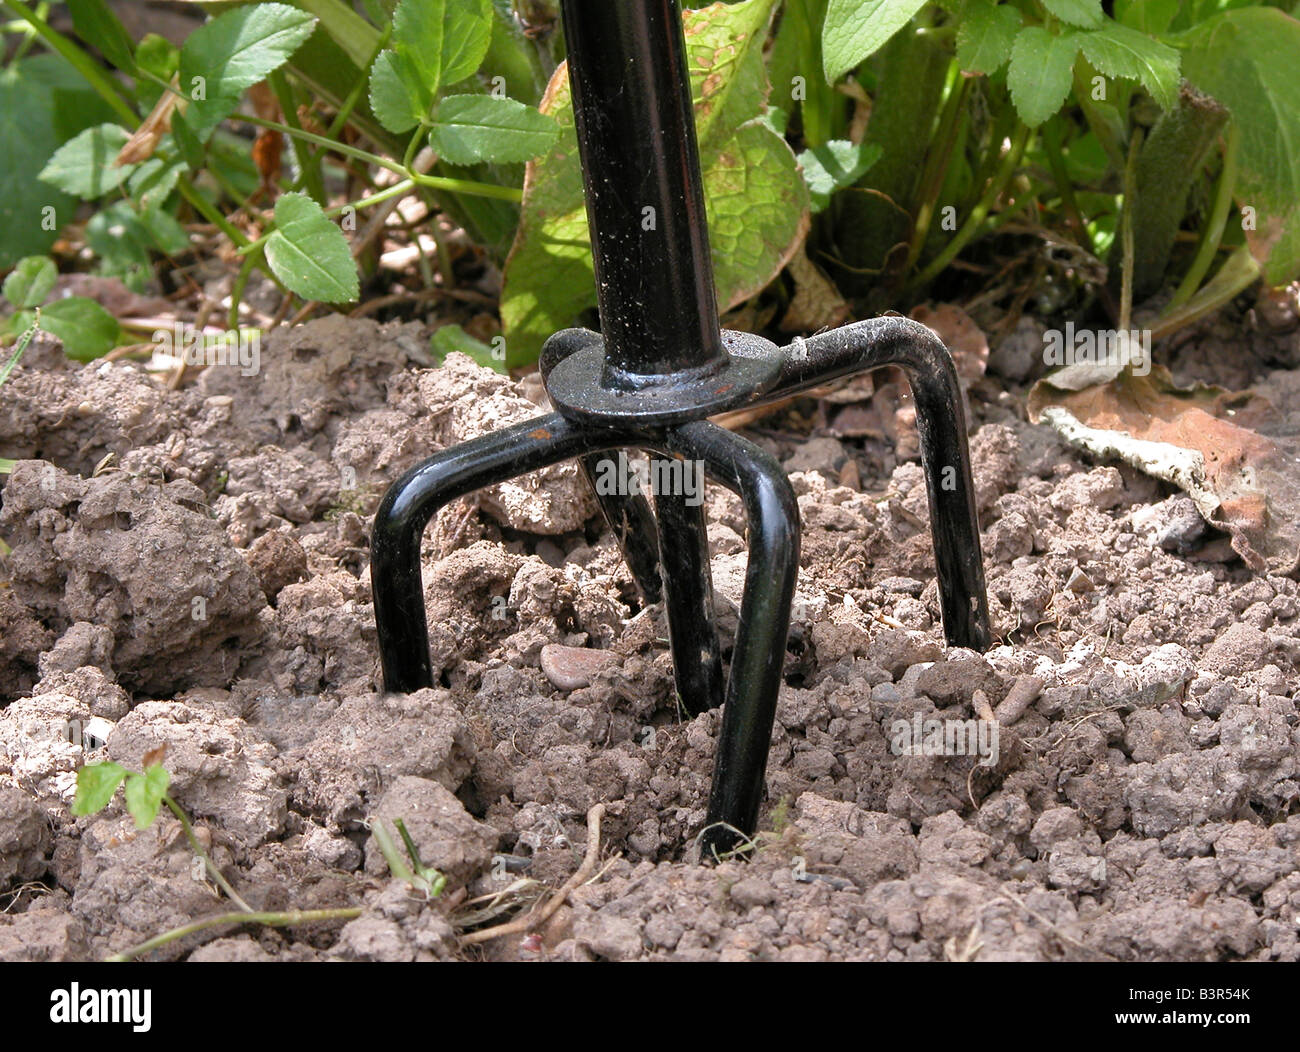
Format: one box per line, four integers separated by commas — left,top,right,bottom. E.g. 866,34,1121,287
909,122,1031,290
324,23,392,143
235,114,523,202
175,177,251,248
161,794,254,914
237,177,418,256
1119,125,1143,332
900,67,967,282
1167,121,1239,312
228,250,262,330
106,907,363,962
1151,243,1259,341
268,69,327,203
2,0,138,127
1042,115,1094,255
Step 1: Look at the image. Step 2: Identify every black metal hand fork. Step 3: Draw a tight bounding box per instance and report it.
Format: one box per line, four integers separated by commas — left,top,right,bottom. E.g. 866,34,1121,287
371,0,991,856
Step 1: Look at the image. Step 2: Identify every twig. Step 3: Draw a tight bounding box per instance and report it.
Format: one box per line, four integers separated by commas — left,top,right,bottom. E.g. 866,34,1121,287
106,907,362,962
460,803,606,946
993,675,1044,727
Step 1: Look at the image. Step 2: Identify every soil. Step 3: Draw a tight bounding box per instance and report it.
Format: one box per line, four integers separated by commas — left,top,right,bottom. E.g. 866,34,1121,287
1,308,1298,962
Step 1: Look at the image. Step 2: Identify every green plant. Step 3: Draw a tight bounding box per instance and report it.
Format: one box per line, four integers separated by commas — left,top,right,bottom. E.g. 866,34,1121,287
72,756,440,959
2,254,120,360
790,0,1300,327
2,0,1297,377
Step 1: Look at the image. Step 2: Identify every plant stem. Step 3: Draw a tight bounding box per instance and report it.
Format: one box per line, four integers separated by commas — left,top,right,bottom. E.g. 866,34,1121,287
106,907,362,962
236,177,418,256
175,177,251,248
235,114,523,202
1167,121,1240,312
909,122,1031,291
324,22,392,142
268,69,327,204
899,66,967,283
161,794,254,914
1042,115,1094,254
1150,243,1259,341
1119,125,1143,332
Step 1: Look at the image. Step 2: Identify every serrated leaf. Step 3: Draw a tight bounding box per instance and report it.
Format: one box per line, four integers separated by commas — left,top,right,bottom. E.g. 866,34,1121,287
179,3,317,137
36,296,121,361
368,49,427,133
127,155,184,211
798,140,882,212
429,95,558,165
124,765,170,830
264,192,359,303
38,123,133,199
1008,27,1079,127
823,0,929,82
1078,22,1179,111
72,762,128,816
390,0,493,98
1177,7,1300,283
956,0,1022,74
3,256,57,309
1041,0,1103,29
502,0,806,369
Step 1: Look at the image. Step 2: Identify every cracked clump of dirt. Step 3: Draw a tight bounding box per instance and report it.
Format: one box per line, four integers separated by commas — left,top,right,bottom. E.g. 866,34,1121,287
0,314,1297,962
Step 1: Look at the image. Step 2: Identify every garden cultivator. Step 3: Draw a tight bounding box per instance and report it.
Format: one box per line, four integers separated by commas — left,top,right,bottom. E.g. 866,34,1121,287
372,0,991,855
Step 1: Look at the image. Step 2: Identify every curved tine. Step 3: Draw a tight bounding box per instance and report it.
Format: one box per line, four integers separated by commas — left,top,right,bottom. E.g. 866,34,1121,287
771,316,991,651
580,453,664,604
650,479,724,718
656,421,800,855
371,412,630,693
542,330,666,602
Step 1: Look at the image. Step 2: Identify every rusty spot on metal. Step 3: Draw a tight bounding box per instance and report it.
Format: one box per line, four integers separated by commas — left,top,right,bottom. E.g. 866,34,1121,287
529,428,552,440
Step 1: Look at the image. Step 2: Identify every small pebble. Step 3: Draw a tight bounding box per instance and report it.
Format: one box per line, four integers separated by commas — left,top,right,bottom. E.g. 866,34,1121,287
540,644,622,691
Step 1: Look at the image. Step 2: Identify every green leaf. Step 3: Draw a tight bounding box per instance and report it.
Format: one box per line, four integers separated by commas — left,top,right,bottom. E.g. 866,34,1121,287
179,3,317,137
429,95,558,165
128,155,184,211
431,323,506,373
822,0,929,82
68,0,137,75
0,55,121,266
171,109,205,169
72,762,128,816
368,49,427,133
391,0,493,96
38,123,133,199
3,256,57,309
33,297,121,361
502,0,806,368
1077,22,1180,111
1008,27,1079,127
956,0,1022,74
264,191,360,303
138,206,191,257
86,202,154,290
1041,0,1103,29
1177,7,1300,283
124,765,170,830
798,140,882,212
134,33,179,111
1114,0,1180,34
